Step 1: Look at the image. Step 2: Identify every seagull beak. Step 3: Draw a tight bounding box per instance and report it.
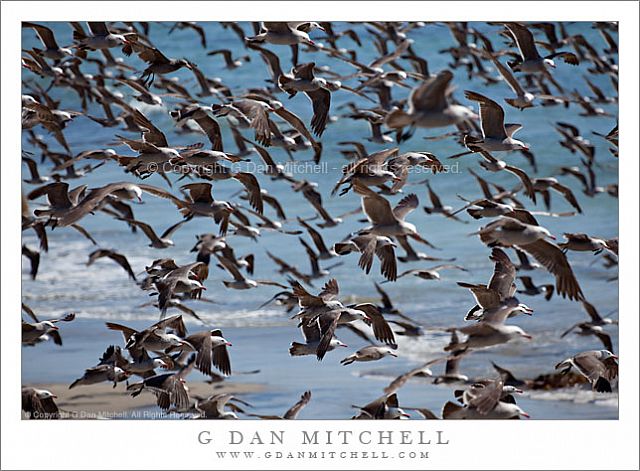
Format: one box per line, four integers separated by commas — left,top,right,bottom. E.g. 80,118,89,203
51,326,59,331
51,394,58,399
523,334,533,340
521,412,531,418
515,388,524,394
548,234,557,240
226,342,233,347
611,355,618,360
341,344,349,348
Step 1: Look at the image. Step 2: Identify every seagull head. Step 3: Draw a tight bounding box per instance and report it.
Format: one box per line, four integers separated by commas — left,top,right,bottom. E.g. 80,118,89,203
42,321,59,332
36,389,57,400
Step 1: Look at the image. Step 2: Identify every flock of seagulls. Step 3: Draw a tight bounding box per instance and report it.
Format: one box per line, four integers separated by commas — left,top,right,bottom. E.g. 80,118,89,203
21,21,618,420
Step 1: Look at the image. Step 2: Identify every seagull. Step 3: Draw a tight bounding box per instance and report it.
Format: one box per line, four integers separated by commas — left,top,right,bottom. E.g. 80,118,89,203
87,249,137,281
278,62,333,136
503,22,579,74
289,320,348,357
463,90,529,152
395,264,468,281
354,181,433,247
423,180,466,221
127,43,193,86
166,329,232,376
22,313,75,346
22,22,73,60
442,379,529,419
331,147,400,196
247,391,312,419
215,253,286,290
194,393,250,419
352,393,410,419
475,217,584,300
532,178,583,213
69,364,130,389
22,387,59,419
559,233,608,253
128,354,196,410
384,70,477,130
383,357,446,394
340,345,398,365
457,248,529,320
445,322,532,351
555,350,618,392
106,315,190,354
561,323,614,353
517,276,554,300
290,279,374,360
334,234,398,281
73,21,136,51
117,218,186,249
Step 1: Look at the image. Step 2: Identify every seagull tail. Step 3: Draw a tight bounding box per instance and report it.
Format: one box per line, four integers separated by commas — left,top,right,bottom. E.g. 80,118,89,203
442,401,464,419
288,342,306,356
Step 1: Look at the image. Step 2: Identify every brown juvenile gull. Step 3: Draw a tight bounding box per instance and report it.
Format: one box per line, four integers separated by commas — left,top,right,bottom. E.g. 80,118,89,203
22,387,59,419
555,350,618,393
247,391,312,419
340,345,398,365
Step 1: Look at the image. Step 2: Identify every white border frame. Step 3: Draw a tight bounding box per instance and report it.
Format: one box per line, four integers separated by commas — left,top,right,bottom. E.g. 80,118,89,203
2,2,638,469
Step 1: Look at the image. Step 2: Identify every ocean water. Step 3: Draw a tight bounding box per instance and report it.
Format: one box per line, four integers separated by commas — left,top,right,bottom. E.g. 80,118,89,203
21,22,618,419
